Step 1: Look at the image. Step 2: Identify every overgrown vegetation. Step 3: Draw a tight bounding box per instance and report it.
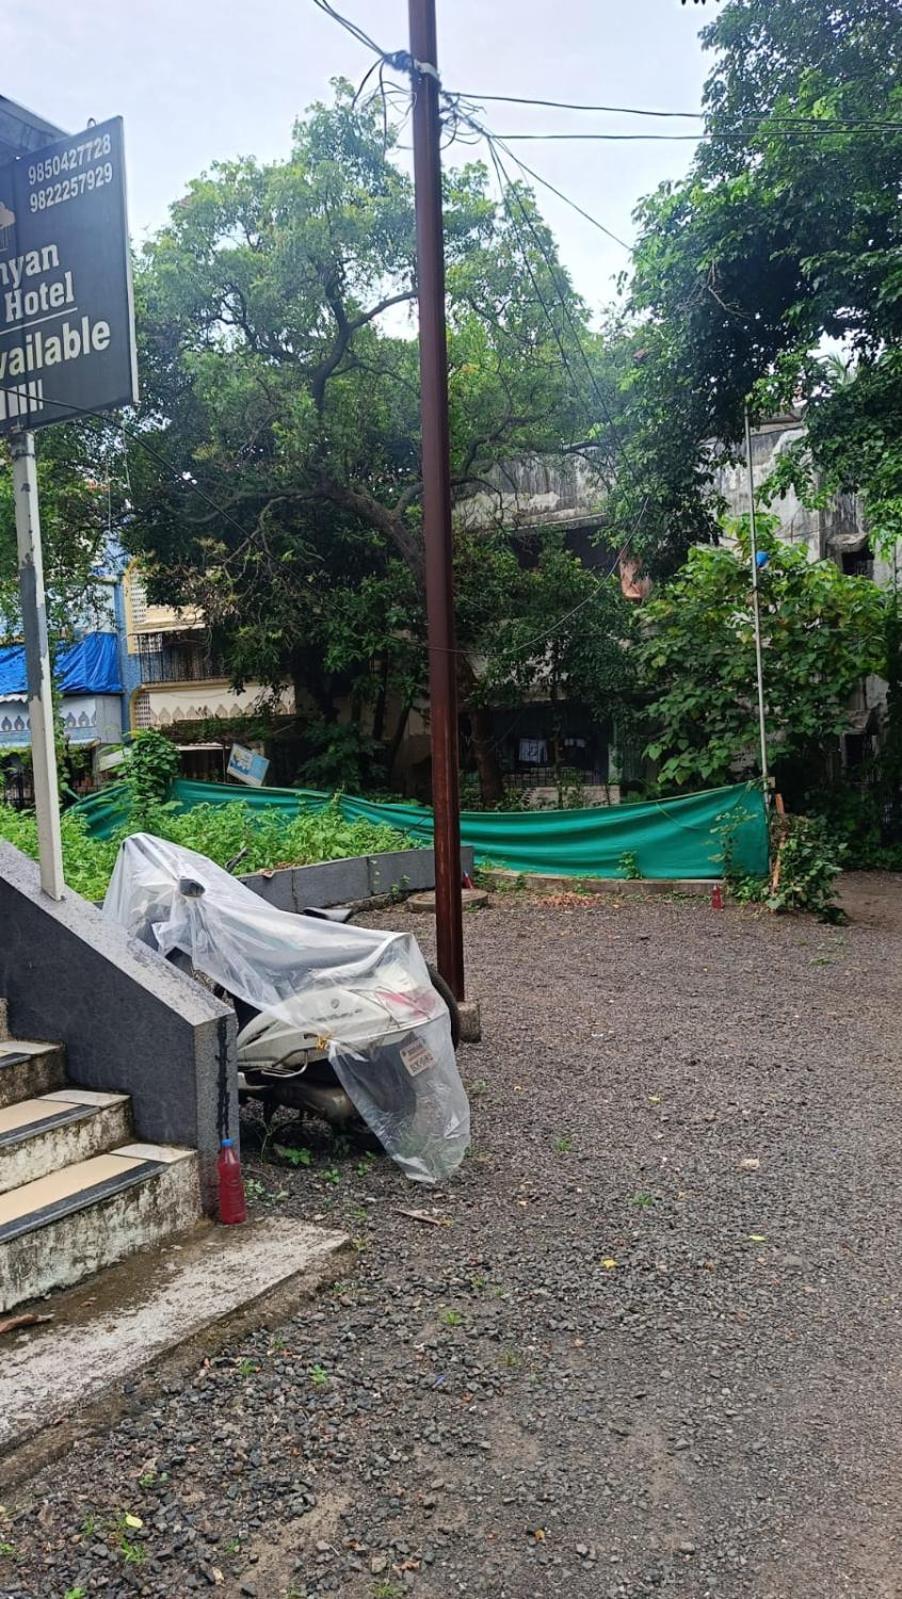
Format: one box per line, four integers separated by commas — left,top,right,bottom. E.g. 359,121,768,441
728,812,845,920
615,0,902,567
127,729,181,829
3,4,900,850
0,732,415,899
639,527,887,790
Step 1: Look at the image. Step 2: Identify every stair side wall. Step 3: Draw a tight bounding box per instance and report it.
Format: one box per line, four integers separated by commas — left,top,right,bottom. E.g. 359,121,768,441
0,842,237,1212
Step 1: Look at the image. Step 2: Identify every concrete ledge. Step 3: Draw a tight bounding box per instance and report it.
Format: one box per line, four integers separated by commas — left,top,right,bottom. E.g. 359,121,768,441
458,998,483,1043
480,869,721,897
407,888,489,914
240,846,476,912
0,1215,351,1487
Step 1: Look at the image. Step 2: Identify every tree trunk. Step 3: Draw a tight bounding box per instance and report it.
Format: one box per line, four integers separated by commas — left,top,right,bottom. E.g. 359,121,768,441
372,653,389,744
290,647,334,722
470,704,505,807
385,694,414,785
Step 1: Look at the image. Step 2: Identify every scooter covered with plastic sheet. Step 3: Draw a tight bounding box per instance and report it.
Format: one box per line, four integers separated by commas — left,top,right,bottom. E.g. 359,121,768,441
103,833,470,1184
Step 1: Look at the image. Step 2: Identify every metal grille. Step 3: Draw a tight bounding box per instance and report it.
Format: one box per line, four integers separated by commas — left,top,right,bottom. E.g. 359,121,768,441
129,574,148,626
134,634,224,684
133,691,152,729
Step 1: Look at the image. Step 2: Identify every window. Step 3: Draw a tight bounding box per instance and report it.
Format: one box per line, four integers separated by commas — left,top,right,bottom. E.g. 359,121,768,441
841,542,874,580
133,691,152,729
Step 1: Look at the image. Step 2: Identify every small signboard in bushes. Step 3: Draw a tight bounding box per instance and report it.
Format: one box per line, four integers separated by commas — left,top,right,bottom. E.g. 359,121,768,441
227,744,269,788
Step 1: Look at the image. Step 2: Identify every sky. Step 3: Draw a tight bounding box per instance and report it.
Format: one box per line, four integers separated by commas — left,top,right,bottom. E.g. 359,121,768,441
1,0,711,321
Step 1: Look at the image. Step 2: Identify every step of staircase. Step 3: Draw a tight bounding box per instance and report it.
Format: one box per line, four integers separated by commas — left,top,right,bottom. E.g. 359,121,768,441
0,1041,66,1108
0,1143,201,1313
0,1089,132,1195
0,1012,203,1315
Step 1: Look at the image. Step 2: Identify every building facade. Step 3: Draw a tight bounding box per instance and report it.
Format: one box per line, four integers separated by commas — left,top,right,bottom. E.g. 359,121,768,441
120,566,293,779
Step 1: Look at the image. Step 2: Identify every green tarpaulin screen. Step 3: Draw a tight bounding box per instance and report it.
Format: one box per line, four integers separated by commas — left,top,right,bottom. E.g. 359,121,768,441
71,780,769,880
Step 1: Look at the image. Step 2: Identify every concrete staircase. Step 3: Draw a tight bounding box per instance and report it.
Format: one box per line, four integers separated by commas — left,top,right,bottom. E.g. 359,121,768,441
0,1002,202,1315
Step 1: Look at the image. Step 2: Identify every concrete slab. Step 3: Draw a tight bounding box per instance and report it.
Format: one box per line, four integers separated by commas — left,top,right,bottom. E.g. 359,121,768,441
241,848,477,912
0,1215,350,1485
407,888,489,914
458,998,483,1043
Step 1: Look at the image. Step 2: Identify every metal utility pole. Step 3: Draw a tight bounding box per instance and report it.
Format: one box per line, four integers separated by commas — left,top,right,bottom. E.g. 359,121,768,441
408,0,465,999
743,405,770,793
11,431,65,899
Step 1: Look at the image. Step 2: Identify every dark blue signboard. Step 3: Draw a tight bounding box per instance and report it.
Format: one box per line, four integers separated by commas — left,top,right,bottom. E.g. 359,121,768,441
0,115,138,433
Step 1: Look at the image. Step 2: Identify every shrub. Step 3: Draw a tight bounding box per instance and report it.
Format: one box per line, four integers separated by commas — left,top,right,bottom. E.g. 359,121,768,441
731,812,845,920
126,731,181,829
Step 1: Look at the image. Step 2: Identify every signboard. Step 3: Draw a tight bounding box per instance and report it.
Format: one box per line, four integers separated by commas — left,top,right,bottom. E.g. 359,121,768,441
227,744,270,788
0,115,137,433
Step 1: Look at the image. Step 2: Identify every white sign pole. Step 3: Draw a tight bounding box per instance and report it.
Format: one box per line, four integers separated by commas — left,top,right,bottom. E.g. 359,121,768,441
11,429,65,898
743,404,770,796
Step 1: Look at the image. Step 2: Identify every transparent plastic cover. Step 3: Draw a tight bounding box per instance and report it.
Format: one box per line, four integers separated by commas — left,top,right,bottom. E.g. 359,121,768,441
104,833,470,1183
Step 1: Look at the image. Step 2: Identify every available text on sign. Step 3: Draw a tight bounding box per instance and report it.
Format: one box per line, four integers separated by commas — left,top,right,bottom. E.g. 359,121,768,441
0,115,138,432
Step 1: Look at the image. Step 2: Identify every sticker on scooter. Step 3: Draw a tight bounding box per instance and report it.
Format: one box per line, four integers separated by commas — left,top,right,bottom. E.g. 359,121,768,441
400,1038,436,1077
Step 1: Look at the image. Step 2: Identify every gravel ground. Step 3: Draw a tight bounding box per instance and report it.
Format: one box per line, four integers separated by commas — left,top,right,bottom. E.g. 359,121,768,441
3,875,902,1599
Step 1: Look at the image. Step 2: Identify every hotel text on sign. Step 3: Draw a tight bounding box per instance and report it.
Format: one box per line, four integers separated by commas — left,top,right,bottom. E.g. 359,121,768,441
0,116,138,432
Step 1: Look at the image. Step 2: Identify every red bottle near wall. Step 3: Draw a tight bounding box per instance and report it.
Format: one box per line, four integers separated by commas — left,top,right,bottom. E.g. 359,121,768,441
217,1138,247,1225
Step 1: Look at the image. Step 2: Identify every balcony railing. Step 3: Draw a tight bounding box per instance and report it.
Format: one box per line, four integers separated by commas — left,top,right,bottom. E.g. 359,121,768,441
136,647,227,685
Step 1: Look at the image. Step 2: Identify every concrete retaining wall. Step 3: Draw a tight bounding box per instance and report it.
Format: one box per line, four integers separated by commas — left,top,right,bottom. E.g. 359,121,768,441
0,843,236,1213
240,845,476,912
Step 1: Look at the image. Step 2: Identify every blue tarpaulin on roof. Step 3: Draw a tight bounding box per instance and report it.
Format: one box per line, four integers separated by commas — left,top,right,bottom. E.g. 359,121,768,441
0,632,122,698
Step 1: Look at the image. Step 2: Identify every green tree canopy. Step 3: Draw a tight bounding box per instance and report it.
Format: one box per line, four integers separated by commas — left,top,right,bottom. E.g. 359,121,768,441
126,82,626,796
618,0,902,559
0,425,121,641
639,524,888,791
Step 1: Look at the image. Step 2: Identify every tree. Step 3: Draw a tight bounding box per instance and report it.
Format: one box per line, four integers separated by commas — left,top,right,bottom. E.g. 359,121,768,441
639,524,887,791
617,0,902,557
0,424,120,640
125,84,625,799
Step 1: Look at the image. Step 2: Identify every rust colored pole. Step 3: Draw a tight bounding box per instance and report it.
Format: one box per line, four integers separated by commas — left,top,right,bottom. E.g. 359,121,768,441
408,0,465,999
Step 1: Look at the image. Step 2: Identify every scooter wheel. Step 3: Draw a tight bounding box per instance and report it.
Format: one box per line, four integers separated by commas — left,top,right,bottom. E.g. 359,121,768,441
426,964,461,1049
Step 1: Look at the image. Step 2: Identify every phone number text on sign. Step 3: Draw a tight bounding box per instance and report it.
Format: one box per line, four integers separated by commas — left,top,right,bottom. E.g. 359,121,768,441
27,132,113,185
29,164,115,213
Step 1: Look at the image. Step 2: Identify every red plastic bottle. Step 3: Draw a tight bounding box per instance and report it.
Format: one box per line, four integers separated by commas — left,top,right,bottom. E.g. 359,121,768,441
217,1138,247,1225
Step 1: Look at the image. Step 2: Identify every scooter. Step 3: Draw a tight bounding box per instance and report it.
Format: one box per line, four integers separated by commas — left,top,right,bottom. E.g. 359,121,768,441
231,905,461,1132
104,833,470,1183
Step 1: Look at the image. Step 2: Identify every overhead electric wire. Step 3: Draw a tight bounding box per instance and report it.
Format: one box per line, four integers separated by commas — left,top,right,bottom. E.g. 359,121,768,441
458,91,707,119
309,0,387,58
494,125,902,142
482,131,640,494
452,89,902,132
306,0,653,663
489,136,632,252
474,135,654,662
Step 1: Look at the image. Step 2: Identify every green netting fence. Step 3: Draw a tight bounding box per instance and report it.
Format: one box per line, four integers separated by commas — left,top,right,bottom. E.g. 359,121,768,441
70,779,768,880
